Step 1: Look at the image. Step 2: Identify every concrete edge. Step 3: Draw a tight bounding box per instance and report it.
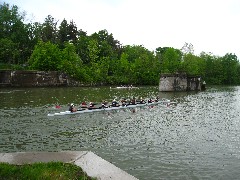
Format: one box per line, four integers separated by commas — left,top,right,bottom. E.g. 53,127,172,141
0,151,138,180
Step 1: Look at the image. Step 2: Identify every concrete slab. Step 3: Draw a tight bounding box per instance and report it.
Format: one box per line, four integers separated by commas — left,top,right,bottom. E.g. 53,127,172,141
0,151,138,180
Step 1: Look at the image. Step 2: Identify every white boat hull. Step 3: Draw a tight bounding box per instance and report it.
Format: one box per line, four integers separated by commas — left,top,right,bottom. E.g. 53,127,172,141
47,100,175,116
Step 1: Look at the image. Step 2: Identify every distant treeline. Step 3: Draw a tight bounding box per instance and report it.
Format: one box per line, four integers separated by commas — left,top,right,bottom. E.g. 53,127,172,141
1,2,240,85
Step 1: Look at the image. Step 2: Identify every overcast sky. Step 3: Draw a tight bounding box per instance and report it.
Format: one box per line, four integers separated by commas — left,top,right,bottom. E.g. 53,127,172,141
3,0,240,58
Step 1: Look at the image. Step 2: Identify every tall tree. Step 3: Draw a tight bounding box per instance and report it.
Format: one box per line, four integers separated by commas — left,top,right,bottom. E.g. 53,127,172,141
57,19,69,48
76,30,90,64
67,20,78,44
57,19,78,48
91,29,122,60
221,53,239,84
0,3,29,64
41,15,58,43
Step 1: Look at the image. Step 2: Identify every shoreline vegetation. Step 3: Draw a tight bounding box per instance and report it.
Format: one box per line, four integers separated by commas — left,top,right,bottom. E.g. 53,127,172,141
1,2,240,86
0,162,95,180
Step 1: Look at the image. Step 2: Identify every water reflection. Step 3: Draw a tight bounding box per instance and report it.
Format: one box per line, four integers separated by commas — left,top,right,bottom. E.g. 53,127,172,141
1,86,240,179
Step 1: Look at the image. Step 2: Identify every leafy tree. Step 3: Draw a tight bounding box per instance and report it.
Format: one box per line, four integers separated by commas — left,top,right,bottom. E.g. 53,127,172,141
28,41,62,71
202,54,224,84
114,52,132,84
0,3,24,39
0,38,18,64
89,57,110,83
156,47,182,73
57,19,69,48
0,3,29,64
221,53,239,84
87,38,99,64
75,30,90,64
41,15,58,43
161,47,181,73
181,53,204,75
91,29,122,60
57,19,79,47
121,45,158,84
61,42,84,79
26,21,42,52
68,20,78,44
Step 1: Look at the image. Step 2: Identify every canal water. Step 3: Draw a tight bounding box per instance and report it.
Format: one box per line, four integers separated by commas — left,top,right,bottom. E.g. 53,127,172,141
1,86,240,179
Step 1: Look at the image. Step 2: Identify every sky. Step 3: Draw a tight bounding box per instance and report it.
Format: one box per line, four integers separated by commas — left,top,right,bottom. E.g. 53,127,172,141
3,0,240,58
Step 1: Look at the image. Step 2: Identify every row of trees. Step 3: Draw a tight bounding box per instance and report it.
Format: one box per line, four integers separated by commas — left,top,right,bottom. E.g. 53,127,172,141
1,2,240,85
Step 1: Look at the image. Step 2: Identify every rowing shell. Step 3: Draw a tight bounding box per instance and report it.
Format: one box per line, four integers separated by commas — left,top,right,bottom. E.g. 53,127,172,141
47,100,175,116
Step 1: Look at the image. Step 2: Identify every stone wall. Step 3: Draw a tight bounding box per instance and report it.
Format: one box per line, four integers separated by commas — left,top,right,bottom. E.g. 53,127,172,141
0,70,82,87
159,73,202,91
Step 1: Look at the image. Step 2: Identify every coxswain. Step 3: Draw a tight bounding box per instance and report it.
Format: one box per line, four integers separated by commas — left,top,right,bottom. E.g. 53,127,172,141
69,103,77,112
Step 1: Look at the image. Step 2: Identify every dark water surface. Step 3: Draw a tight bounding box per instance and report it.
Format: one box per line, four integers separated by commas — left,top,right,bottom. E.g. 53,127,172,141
1,86,240,179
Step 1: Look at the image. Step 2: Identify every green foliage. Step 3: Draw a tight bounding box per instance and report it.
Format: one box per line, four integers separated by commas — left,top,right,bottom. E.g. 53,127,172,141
0,3,30,65
76,30,90,64
0,38,18,64
155,47,182,75
57,19,79,48
0,162,94,179
114,52,132,84
41,15,58,43
181,53,203,75
61,42,83,79
221,53,239,84
87,39,100,63
28,41,62,71
91,29,122,60
161,47,181,73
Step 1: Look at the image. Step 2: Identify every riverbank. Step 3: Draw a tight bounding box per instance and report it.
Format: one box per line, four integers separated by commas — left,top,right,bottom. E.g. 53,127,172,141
0,151,138,180
0,70,85,87
0,161,93,179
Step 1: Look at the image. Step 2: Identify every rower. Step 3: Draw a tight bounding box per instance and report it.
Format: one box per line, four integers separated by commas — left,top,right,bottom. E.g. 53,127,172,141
139,97,146,104
148,98,153,103
111,99,119,107
89,102,94,108
81,101,88,108
69,103,77,112
128,97,136,105
155,96,159,102
101,100,108,108
88,102,97,110
121,98,127,106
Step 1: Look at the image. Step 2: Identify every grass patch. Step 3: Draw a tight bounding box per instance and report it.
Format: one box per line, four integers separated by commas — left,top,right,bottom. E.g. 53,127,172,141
0,162,95,180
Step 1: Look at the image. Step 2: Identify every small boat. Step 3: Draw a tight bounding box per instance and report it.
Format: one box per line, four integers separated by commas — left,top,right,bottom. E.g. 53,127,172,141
111,85,138,89
116,86,138,89
47,100,175,116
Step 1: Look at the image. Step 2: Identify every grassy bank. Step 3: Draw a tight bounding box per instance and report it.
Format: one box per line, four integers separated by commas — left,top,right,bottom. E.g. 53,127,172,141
0,162,95,180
